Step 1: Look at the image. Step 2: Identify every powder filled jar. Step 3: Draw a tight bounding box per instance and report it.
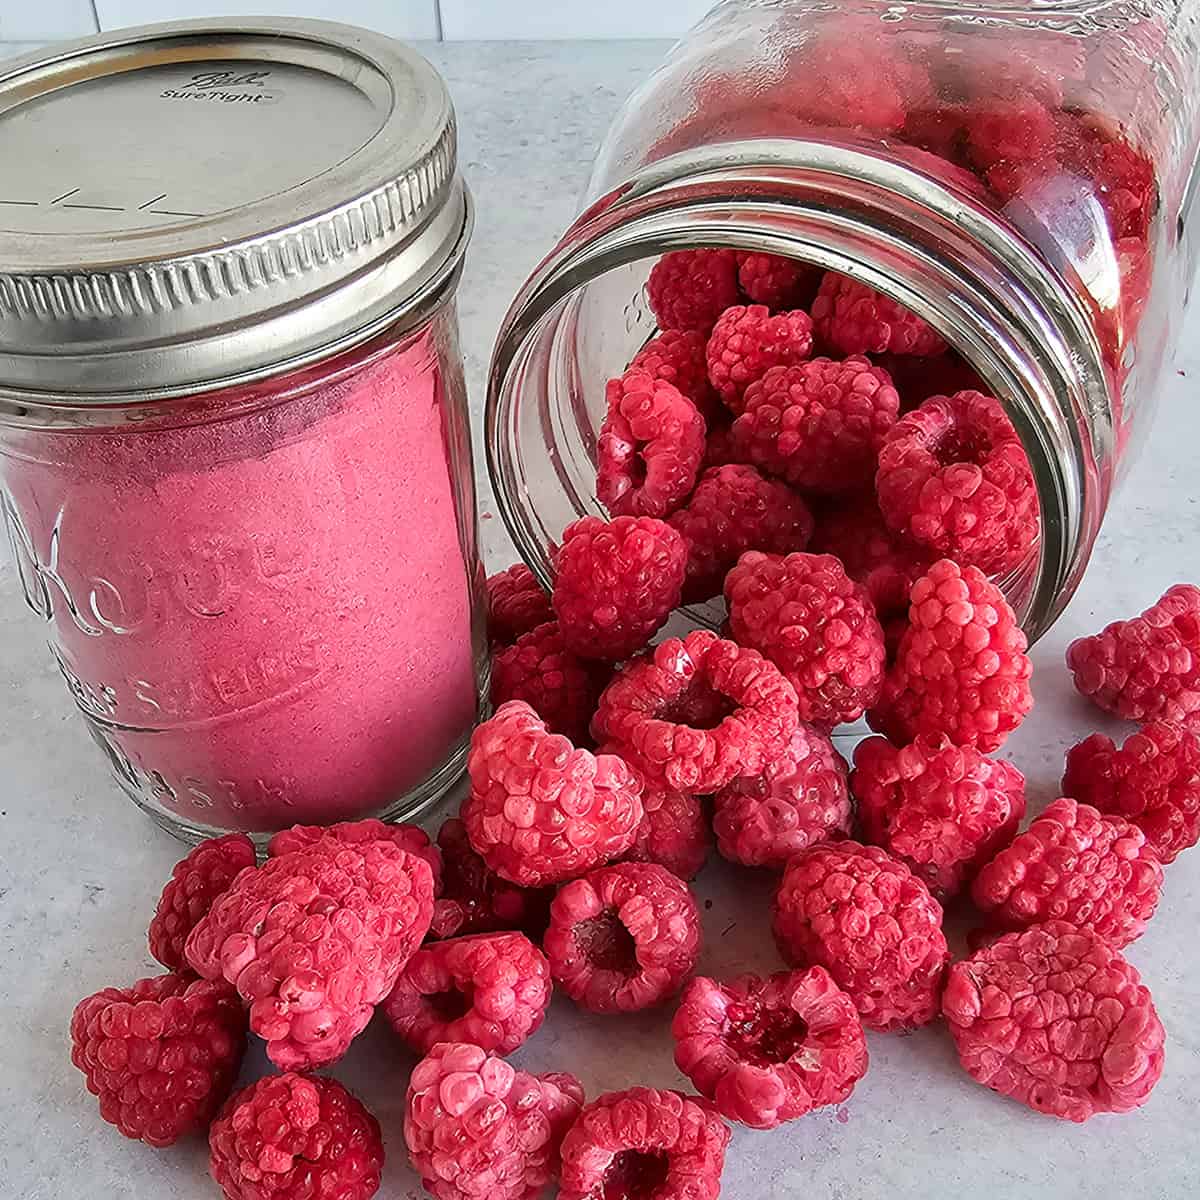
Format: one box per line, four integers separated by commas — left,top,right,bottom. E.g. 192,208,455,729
0,20,485,840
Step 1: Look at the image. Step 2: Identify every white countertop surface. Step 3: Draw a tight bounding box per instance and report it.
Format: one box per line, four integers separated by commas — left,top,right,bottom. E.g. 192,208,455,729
1,38,1198,1200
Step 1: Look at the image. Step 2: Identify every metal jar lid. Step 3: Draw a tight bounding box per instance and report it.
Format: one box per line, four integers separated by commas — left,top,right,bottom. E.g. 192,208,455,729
0,18,471,403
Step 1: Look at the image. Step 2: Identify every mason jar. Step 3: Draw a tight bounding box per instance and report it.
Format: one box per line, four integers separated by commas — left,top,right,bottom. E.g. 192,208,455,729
487,0,1200,639
0,20,486,841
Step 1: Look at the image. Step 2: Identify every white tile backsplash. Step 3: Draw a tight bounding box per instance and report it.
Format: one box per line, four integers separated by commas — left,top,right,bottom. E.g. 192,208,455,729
0,1,97,41
439,0,712,39
93,1,440,39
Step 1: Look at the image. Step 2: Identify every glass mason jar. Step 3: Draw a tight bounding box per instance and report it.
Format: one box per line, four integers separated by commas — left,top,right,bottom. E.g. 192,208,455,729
487,0,1200,638
0,20,486,842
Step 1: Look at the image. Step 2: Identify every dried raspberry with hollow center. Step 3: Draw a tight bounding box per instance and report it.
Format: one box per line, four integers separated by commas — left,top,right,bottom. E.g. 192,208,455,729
1066,584,1200,725
149,834,256,971
875,390,1038,573
405,1042,583,1200
266,818,442,888
943,922,1164,1122
619,772,712,880
736,251,822,311
732,357,901,493
210,1073,383,1200
491,621,610,744
185,839,434,1069
488,563,553,646
1063,722,1200,864
558,1087,730,1200
597,371,706,519
972,797,1164,949
592,628,800,794
544,861,701,1013
852,733,1026,899
552,515,687,662
713,725,850,868
773,841,949,1031
382,931,551,1055
630,328,722,424
464,700,643,887
70,974,245,1148
672,967,867,1129
870,559,1033,753
647,249,741,334
811,274,947,357
668,464,814,603
706,304,815,411
725,551,886,727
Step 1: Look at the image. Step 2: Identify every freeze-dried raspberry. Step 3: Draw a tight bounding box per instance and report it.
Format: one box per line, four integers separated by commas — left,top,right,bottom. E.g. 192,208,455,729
597,371,706,520
185,839,434,1069
558,1087,730,1200
972,797,1164,949
870,559,1033,753
852,733,1026,899
622,776,712,880
1066,584,1200,725
875,390,1039,573
149,834,256,971
725,551,886,727
1057,113,1156,241
405,1042,583,1200
488,563,553,646
713,725,851,868
70,974,245,1147
700,423,744,472
812,274,947,357
872,351,987,413
668,464,814,603
210,1073,383,1200
552,515,687,661
706,304,815,410
592,628,800,794
491,621,609,743
544,861,701,1012
630,328,722,424
773,841,949,1031
672,967,867,1129
266,818,442,888
647,249,741,334
732,357,901,493
1063,722,1200,864
965,98,1057,173
431,818,554,941
382,931,551,1055
943,922,1164,1122
736,251,821,311
464,700,643,887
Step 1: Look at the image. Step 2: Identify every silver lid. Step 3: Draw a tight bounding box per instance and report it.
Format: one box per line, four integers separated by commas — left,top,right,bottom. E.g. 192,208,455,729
0,18,471,402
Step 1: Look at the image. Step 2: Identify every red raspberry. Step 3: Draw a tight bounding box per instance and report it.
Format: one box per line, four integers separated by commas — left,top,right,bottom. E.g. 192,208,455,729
972,797,1164,949
591,629,800,793
1066,584,1200,725
965,98,1057,173
210,1073,383,1200
148,834,256,971
870,559,1033,753
544,861,701,1012
852,734,1026,899
672,967,867,1129
943,922,1165,1122
872,351,987,413
647,249,741,334
70,974,245,1147
773,841,949,1031
464,700,643,887
488,563,552,646
736,251,821,311
622,776,712,880
491,621,610,743
431,818,554,941
1056,113,1156,241
184,839,434,1069
630,328,722,424
405,1042,583,1200
382,931,551,1055
811,274,947,357
700,423,744,472
1063,722,1200,864
552,515,687,661
266,818,442,888
875,390,1039,573
558,1087,730,1200
668,464,814,603
706,304,815,411
725,551,886,727
732,357,901,493
713,725,851,868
